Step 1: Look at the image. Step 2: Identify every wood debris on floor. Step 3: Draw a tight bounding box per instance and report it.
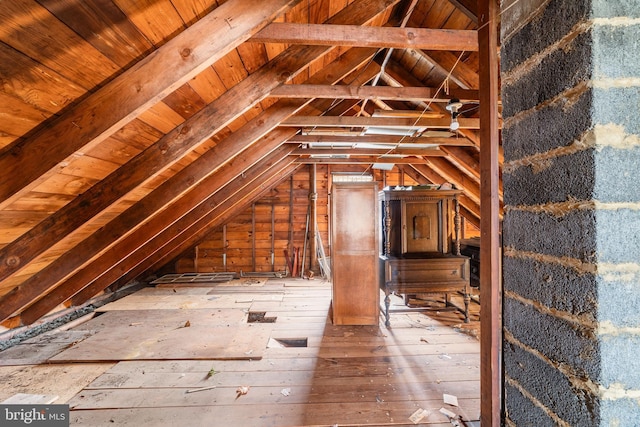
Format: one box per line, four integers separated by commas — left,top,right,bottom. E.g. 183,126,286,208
0,278,480,426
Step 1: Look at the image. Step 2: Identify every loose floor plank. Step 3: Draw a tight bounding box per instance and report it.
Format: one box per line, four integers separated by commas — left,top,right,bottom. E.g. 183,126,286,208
50,309,273,362
0,363,113,404
97,293,282,311
0,330,95,366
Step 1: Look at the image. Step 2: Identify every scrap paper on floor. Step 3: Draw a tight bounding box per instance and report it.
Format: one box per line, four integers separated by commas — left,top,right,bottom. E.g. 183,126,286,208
443,393,459,407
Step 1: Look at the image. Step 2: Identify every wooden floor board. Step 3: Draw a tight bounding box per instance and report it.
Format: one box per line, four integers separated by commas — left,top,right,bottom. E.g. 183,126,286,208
83,365,478,390
0,278,480,426
69,402,472,426
70,385,480,408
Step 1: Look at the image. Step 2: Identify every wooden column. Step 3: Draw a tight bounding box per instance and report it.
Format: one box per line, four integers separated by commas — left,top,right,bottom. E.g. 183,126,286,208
252,203,256,271
478,0,502,425
454,196,461,256
309,164,318,273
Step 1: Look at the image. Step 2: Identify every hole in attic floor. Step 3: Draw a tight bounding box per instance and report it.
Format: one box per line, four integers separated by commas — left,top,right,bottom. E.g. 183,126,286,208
273,338,308,348
247,311,277,323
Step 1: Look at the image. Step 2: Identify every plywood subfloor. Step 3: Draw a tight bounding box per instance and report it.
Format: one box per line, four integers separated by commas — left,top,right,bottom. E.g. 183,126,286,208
0,330,96,366
0,363,113,404
0,278,480,426
50,307,273,362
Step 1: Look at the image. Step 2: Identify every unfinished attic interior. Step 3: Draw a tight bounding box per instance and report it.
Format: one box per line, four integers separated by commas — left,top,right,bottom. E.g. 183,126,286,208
2,0,640,425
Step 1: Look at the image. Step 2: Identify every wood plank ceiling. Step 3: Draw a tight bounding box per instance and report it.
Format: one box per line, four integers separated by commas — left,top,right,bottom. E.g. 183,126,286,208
0,0,501,327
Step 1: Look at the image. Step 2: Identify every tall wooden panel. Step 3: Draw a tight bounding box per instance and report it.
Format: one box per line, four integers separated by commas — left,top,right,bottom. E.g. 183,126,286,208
331,181,379,325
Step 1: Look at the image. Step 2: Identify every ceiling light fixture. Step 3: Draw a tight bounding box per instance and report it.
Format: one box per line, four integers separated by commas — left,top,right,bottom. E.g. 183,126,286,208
445,98,464,132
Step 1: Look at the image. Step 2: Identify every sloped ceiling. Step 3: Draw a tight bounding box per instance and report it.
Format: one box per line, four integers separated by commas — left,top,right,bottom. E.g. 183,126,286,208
0,0,501,327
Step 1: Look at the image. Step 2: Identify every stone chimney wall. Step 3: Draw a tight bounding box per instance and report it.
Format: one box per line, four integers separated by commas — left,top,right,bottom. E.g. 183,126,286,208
501,0,640,425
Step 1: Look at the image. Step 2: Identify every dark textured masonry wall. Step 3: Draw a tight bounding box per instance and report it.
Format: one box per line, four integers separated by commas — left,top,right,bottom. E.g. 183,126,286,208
501,0,640,425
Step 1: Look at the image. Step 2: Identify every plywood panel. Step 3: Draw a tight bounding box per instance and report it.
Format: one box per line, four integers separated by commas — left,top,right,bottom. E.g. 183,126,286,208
0,330,95,366
97,293,282,311
50,309,272,361
0,363,113,404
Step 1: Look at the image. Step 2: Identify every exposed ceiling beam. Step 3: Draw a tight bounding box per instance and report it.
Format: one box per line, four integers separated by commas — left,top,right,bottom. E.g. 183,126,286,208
270,84,478,102
286,135,475,146
0,48,306,284
281,115,481,129
0,0,301,209
441,146,481,183
22,140,300,324
424,156,503,212
251,23,478,51
292,148,445,156
382,58,490,153
294,157,427,164
424,157,481,205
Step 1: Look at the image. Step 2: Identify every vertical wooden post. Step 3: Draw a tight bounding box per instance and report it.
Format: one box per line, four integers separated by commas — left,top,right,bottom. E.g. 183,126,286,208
222,225,227,272
251,203,256,271
288,175,294,261
310,164,318,273
271,204,276,271
478,0,502,425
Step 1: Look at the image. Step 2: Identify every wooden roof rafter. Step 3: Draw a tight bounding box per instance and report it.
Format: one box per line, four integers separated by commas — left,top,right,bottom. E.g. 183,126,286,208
3,0,404,322
0,0,401,321
134,162,304,290
0,0,503,334
0,0,302,209
39,147,300,323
